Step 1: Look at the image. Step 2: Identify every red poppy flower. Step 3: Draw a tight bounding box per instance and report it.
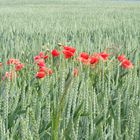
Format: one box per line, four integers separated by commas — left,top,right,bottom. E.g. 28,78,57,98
37,59,45,67
39,52,44,58
7,58,15,65
90,57,99,65
44,55,49,60
80,52,89,60
121,59,133,69
63,46,76,53
47,69,53,75
39,66,47,72
99,52,109,61
118,54,126,62
34,55,41,62
73,68,78,77
15,63,24,71
7,58,20,65
51,49,60,57
62,50,74,59
36,71,46,79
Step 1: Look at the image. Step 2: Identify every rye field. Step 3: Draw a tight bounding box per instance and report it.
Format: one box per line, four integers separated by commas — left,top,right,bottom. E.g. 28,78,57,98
0,0,140,139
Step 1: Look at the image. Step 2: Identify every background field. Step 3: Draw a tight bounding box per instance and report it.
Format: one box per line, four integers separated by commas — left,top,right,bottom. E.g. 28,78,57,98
0,0,140,140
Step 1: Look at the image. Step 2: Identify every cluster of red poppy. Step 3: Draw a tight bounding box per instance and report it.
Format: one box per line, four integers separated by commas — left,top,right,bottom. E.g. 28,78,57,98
34,46,77,79
77,52,109,66
118,54,133,69
1,58,24,80
0,45,134,80
34,52,53,79
77,51,133,69
7,58,24,71
33,45,133,78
